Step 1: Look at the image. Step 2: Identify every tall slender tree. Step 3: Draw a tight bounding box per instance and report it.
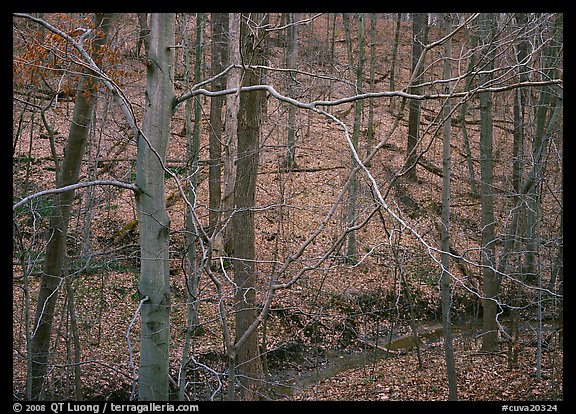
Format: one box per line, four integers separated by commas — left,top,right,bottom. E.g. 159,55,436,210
523,13,563,285
404,13,428,182
366,13,377,162
440,13,458,401
478,12,498,353
342,13,365,262
179,12,203,400
389,13,401,113
27,13,114,400
136,13,149,59
230,12,267,400
221,13,241,255
208,13,228,234
285,12,298,169
512,13,529,197
460,33,479,196
135,13,175,400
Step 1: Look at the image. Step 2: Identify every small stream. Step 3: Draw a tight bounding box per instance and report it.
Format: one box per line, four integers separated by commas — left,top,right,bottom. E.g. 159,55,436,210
266,316,558,399
268,347,390,399
267,322,446,399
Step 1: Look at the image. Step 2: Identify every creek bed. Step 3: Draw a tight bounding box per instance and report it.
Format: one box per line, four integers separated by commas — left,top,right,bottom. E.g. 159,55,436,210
267,322,446,399
266,317,558,399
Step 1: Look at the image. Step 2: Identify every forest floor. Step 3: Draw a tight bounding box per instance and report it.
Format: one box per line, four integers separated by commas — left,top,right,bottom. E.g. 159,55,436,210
12,14,563,402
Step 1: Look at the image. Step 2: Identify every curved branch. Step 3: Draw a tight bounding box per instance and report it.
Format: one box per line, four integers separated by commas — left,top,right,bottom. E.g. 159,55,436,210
177,78,562,112
13,180,139,211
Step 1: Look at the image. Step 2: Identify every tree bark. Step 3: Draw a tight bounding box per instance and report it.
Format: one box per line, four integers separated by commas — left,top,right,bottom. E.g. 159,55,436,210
512,13,529,197
179,12,203,401
136,13,175,401
221,13,241,255
285,12,298,169
460,33,479,196
230,12,266,400
389,13,401,113
366,13,376,162
522,13,562,284
65,275,83,400
27,13,113,400
440,13,458,401
208,13,228,234
136,13,150,59
342,13,365,262
478,13,498,353
404,13,428,182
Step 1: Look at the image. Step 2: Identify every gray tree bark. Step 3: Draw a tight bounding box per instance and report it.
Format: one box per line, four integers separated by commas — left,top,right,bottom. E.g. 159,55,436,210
389,13,401,113
136,13,175,401
366,13,376,162
440,13,458,401
136,13,150,59
179,12,203,401
342,13,365,262
285,12,298,169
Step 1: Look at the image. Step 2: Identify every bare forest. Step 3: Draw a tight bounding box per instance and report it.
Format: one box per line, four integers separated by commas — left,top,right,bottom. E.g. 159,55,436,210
12,13,563,402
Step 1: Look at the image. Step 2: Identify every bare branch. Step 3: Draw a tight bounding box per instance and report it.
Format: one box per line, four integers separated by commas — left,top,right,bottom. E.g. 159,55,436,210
178,78,562,111
13,180,139,211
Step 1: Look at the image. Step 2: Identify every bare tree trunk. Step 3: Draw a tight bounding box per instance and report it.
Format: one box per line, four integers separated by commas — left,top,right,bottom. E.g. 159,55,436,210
440,13,458,401
27,13,113,400
330,13,337,65
389,13,401,113
231,13,266,400
285,12,298,169
342,13,365,263
208,13,228,234
404,13,428,182
136,13,150,59
460,33,479,196
136,13,174,401
366,13,376,162
65,276,83,400
179,12,203,401
523,14,562,285
479,13,498,353
188,12,203,331
554,192,563,349
222,13,241,255
512,13,529,197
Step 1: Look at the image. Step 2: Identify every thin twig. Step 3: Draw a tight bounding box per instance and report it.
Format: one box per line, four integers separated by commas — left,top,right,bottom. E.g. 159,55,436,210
127,295,149,401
